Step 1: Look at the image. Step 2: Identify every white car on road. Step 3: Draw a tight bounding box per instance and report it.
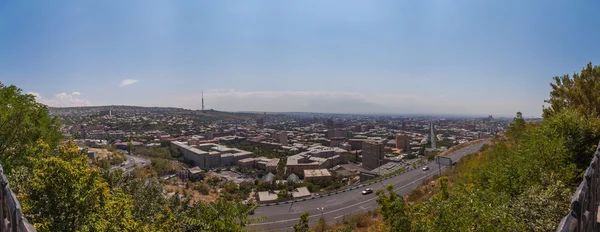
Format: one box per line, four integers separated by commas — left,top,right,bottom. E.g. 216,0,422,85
362,188,374,195
422,166,429,171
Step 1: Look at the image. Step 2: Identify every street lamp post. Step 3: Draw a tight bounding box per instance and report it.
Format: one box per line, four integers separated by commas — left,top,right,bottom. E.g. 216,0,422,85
437,156,442,177
318,207,324,218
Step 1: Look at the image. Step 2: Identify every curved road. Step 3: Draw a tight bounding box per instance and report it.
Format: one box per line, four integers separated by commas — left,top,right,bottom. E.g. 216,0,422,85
249,140,490,231
111,149,151,172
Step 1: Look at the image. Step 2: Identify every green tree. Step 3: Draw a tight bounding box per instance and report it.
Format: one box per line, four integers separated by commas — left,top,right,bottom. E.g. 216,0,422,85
102,168,168,226
505,112,526,139
375,184,410,232
544,62,600,118
511,173,572,231
184,199,263,231
0,83,61,172
277,189,290,200
22,140,137,231
150,158,174,175
127,141,134,155
73,131,81,139
418,145,425,156
294,212,310,232
426,151,438,161
438,176,449,200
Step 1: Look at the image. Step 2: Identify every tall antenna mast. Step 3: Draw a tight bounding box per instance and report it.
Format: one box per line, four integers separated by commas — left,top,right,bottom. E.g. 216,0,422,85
201,90,205,111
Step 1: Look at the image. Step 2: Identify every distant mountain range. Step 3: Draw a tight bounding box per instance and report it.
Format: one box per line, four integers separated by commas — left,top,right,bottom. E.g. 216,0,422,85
238,111,518,119
48,106,531,120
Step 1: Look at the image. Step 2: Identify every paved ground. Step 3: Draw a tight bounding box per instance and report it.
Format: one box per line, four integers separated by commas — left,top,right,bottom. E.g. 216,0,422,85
111,149,151,172
249,140,490,231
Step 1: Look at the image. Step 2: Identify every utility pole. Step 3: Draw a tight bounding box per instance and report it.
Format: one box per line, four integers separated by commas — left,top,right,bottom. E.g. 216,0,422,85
436,156,442,177
379,159,385,187
378,159,381,176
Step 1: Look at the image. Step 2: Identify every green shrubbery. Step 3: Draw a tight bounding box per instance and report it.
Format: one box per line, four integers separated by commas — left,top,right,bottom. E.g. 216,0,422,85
0,83,261,231
330,63,600,231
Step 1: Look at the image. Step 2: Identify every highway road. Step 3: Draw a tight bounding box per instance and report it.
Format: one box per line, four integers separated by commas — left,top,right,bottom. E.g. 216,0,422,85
249,140,490,231
111,150,151,172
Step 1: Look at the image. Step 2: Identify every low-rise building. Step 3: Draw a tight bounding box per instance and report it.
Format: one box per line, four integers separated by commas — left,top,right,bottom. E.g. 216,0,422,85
237,156,280,173
87,151,98,159
328,128,348,139
171,141,253,168
304,169,332,183
255,187,312,203
256,191,279,203
286,146,348,174
292,187,311,199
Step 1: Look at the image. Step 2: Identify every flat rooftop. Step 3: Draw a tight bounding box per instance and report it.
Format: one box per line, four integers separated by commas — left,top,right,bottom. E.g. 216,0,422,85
171,141,209,155
257,191,278,202
304,169,332,178
292,187,311,198
173,141,253,158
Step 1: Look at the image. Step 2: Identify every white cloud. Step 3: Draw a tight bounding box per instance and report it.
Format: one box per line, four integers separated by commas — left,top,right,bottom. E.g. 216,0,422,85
27,92,92,107
27,92,42,100
119,79,139,87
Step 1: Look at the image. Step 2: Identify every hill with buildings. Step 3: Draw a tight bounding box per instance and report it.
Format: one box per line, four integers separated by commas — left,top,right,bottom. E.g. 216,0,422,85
49,105,259,120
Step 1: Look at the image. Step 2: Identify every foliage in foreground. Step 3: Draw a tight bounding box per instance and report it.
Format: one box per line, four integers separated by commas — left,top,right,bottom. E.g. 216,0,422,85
544,62,600,118
372,109,599,231
0,83,262,231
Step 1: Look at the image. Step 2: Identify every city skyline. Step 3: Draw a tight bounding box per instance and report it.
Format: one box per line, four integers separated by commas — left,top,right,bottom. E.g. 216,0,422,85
2,1,600,117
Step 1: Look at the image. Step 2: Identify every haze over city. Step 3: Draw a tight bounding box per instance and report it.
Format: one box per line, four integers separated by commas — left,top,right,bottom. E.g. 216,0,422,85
4,1,600,231
2,1,600,117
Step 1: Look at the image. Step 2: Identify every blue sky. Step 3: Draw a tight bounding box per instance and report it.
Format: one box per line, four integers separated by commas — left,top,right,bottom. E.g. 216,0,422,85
1,1,599,117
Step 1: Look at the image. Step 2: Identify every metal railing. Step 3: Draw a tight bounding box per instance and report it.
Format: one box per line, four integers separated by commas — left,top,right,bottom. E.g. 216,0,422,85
0,165,36,232
556,142,600,232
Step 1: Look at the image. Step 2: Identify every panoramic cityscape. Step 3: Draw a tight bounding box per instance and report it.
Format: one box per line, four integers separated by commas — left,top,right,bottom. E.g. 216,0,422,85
48,104,510,231
1,1,600,232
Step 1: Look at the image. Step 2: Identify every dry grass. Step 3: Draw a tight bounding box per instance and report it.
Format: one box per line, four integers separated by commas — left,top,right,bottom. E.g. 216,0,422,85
164,181,219,204
323,210,384,232
88,148,115,159
438,138,491,157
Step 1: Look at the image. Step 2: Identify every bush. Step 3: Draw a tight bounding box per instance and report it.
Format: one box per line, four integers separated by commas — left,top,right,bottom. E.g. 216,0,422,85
405,153,417,159
340,210,377,229
193,183,210,195
150,158,174,176
406,188,425,203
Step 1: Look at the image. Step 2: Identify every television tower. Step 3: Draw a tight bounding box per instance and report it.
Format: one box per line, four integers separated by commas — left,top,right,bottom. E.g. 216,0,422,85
201,90,205,111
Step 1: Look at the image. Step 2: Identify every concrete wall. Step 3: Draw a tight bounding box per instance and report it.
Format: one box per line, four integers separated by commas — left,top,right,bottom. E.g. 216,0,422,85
205,155,221,168
171,142,206,167
362,141,384,170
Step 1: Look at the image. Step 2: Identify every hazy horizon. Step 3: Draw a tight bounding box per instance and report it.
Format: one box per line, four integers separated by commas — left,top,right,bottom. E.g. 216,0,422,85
2,1,599,118
46,104,526,118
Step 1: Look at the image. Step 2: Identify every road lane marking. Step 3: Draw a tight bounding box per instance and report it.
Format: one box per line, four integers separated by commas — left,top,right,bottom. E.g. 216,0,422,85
251,168,443,226
251,141,489,227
